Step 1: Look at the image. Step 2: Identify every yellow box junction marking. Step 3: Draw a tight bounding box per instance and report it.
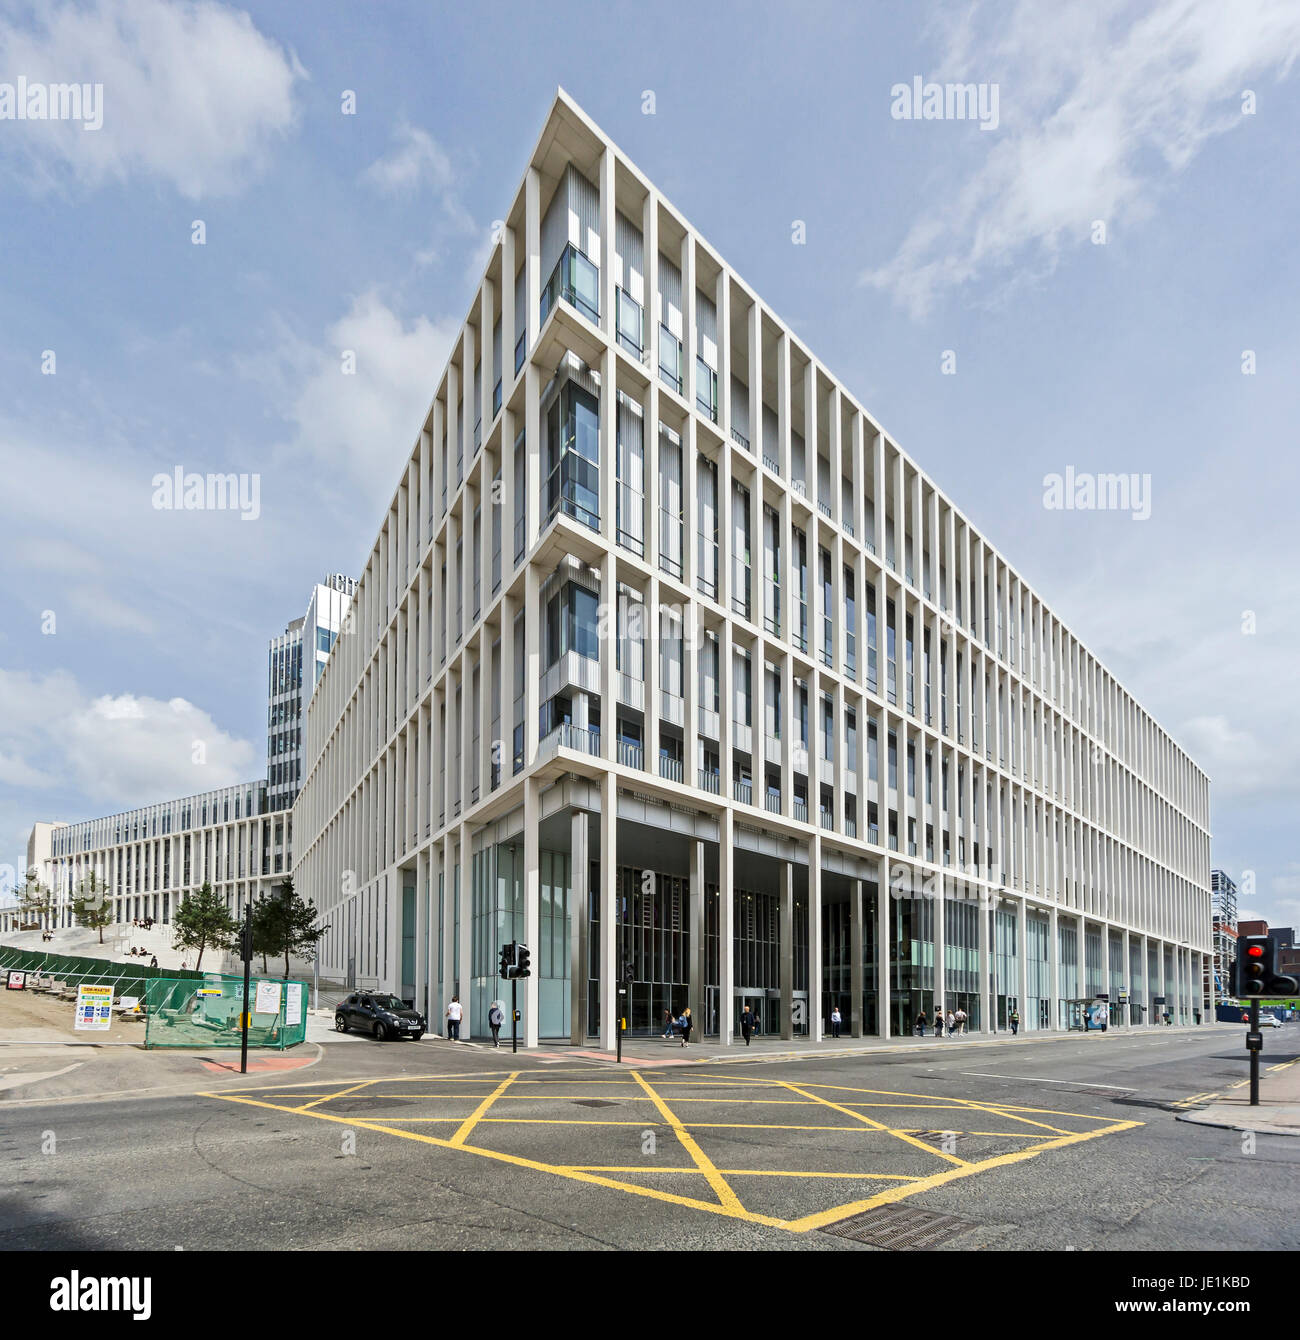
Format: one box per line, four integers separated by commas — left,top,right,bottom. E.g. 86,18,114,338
200,1065,1140,1235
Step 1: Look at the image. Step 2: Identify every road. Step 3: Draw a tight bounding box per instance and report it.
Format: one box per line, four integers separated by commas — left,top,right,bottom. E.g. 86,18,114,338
2,1027,1295,1251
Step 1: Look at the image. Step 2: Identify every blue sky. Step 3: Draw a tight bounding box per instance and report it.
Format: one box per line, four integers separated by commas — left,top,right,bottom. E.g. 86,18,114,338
1,0,1297,925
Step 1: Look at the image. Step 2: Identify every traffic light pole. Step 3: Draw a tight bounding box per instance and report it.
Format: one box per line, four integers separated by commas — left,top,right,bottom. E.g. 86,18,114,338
1249,998,1260,1106
240,901,253,1076
511,976,517,1055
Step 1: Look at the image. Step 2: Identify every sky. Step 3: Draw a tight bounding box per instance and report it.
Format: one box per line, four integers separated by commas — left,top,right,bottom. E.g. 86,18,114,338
0,0,1297,926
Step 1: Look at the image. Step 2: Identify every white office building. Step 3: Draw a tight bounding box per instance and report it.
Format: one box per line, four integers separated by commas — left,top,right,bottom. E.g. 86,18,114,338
268,574,359,812
21,780,282,933
293,91,1213,1044
8,578,356,937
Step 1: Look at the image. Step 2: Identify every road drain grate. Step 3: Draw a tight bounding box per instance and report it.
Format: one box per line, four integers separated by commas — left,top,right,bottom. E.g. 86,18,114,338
573,1099,618,1108
820,1204,976,1250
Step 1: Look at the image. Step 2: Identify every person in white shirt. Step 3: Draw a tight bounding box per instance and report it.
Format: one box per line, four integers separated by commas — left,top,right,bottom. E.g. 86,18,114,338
446,995,463,1042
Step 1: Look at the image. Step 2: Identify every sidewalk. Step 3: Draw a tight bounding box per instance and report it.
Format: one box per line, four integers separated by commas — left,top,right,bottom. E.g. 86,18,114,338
1177,1057,1300,1137
522,1021,1229,1067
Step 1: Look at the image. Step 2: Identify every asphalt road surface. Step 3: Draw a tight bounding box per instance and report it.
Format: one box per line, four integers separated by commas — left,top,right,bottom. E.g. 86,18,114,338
2,1027,1294,1251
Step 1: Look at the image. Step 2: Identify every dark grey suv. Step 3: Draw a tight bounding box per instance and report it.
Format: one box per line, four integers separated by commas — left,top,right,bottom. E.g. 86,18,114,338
335,992,426,1041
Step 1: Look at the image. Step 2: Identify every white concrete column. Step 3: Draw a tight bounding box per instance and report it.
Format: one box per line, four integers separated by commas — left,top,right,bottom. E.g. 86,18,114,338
1016,895,1029,1026
523,777,540,1046
850,877,864,1038
599,769,618,1050
809,831,823,1041
570,807,589,1044
689,838,706,1028
718,806,734,1045
525,167,541,349
456,824,471,1038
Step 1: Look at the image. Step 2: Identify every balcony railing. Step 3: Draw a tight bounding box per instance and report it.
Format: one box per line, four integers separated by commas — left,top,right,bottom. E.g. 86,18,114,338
616,287,643,359
731,427,750,452
618,740,645,770
514,331,526,374
541,245,599,327
659,325,683,394
696,358,718,423
763,453,780,475
699,769,720,794
793,799,808,823
817,501,831,519
765,791,782,814
734,780,753,805
659,755,684,783
542,723,602,757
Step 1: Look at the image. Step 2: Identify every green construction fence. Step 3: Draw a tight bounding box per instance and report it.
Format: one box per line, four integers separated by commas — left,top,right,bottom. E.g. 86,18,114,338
0,944,205,993
143,974,308,1050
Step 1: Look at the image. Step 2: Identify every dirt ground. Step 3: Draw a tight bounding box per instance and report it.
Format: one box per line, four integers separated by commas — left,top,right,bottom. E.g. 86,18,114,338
0,984,144,1043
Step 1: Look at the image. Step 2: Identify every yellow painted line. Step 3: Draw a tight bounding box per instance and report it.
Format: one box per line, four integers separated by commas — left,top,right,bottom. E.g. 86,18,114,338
631,1070,745,1213
199,1091,787,1229
563,1167,921,1181
449,1071,519,1146
296,1078,379,1111
772,1079,971,1167
940,1098,1072,1137
689,1072,1124,1123
784,1118,1143,1233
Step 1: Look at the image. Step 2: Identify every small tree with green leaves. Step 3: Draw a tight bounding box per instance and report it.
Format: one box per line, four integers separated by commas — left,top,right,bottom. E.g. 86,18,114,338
256,879,326,978
17,870,53,929
171,882,238,971
72,872,113,944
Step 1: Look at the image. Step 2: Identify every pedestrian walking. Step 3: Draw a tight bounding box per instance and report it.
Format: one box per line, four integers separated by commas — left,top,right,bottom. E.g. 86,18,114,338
663,1009,676,1040
830,1006,842,1039
915,1010,927,1037
934,1011,945,1038
945,1009,956,1037
955,1007,967,1035
740,1005,755,1046
446,995,463,1042
1009,1008,1020,1036
488,1000,504,1048
149,954,158,968
679,1006,693,1046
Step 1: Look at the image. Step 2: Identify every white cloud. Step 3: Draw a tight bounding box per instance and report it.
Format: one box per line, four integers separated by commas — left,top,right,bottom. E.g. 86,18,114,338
0,0,305,199
866,0,1300,316
271,291,458,511
0,668,259,811
361,121,453,194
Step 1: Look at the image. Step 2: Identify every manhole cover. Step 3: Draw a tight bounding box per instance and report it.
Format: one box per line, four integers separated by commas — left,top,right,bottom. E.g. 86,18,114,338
573,1099,618,1108
820,1204,976,1250
916,1130,967,1145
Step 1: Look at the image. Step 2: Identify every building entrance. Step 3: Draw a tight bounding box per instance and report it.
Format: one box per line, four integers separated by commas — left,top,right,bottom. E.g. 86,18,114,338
735,989,779,1038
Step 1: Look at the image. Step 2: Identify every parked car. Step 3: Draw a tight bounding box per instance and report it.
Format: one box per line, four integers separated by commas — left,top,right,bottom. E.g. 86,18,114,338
1259,1013,1284,1028
335,992,426,1040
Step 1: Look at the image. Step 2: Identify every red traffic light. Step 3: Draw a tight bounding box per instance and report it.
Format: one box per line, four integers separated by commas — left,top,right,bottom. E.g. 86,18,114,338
1247,945,1264,957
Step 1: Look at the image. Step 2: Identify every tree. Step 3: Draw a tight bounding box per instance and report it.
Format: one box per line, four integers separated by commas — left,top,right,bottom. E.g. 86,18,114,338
17,870,53,929
255,879,326,978
72,872,113,944
170,882,238,971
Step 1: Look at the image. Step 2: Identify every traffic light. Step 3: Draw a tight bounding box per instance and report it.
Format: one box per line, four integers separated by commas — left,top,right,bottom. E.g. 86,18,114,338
515,943,531,978
1235,936,1298,997
498,941,516,980
622,958,635,984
